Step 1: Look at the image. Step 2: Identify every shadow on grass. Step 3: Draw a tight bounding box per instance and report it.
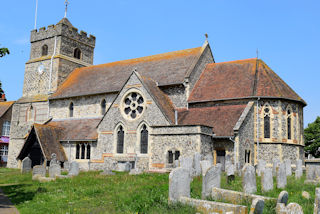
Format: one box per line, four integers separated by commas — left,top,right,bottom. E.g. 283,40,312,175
1,184,39,205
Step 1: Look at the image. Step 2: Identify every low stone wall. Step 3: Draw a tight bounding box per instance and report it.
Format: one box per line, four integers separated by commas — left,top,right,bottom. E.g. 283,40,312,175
211,187,275,204
179,196,248,214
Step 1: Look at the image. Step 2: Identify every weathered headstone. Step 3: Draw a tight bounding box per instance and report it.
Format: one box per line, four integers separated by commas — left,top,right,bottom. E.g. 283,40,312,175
296,159,302,171
21,157,32,173
306,165,317,181
202,165,221,198
169,167,191,203
277,163,287,188
49,164,61,178
64,161,70,171
200,160,211,176
226,164,235,183
242,164,257,194
257,160,266,176
50,153,60,166
284,159,292,176
32,165,46,177
276,203,287,214
193,152,202,177
249,197,264,214
204,153,214,165
68,161,80,176
179,156,194,176
314,188,320,214
286,203,303,214
272,158,280,177
277,191,289,205
116,162,131,172
261,168,273,192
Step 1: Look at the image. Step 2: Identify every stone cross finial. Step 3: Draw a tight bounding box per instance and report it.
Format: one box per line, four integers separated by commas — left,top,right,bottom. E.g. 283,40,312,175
64,0,70,18
205,33,208,41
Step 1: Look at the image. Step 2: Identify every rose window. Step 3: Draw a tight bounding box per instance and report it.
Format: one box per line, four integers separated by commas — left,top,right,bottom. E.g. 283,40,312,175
122,92,145,119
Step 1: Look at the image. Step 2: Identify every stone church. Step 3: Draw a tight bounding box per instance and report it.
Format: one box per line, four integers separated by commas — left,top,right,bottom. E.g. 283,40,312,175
7,17,306,171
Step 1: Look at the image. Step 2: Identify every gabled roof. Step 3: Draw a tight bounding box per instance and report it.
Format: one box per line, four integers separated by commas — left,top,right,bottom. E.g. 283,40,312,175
57,17,74,27
188,59,306,105
178,104,247,137
0,101,14,117
50,46,204,100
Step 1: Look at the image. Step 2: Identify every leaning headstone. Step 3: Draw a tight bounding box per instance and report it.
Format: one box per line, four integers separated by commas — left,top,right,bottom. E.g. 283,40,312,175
193,153,202,176
202,165,221,199
284,159,292,176
169,167,191,203
286,203,303,214
249,198,264,214
200,160,211,176
179,156,194,176
277,191,289,205
64,161,70,171
226,164,235,183
314,188,320,214
32,165,46,177
277,163,287,188
21,157,32,173
272,158,280,176
242,164,257,194
49,164,61,178
68,161,80,176
257,160,266,176
261,168,273,192
116,162,131,172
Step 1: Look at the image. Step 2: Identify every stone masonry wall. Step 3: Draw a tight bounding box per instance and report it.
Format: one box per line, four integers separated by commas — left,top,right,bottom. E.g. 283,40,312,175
160,85,187,108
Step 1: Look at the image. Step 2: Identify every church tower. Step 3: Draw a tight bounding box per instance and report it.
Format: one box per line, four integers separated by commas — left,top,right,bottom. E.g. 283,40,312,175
22,18,96,97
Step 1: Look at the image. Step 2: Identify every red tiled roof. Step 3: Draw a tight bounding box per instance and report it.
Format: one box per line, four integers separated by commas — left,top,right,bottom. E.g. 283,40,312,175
188,59,305,105
50,47,203,99
0,101,14,117
178,104,247,136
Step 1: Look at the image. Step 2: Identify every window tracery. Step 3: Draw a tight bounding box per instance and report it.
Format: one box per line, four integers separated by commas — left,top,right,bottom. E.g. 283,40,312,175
122,91,145,120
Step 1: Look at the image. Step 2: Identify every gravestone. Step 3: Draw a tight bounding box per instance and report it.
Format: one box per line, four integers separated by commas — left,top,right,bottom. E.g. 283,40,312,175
277,163,287,188
272,158,280,177
32,165,46,177
284,159,292,176
49,164,61,178
68,161,80,176
204,153,214,164
242,164,257,194
257,160,266,176
169,167,191,203
179,156,194,177
64,161,70,171
261,168,273,192
50,153,60,166
202,165,221,198
250,198,264,214
21,157,32,173
306,165,317,181
193,152,202,176
116,162,131,172
315,188,320,214
277,191,289,205
226,164,235,183
286,203,303,214
200,160,211,176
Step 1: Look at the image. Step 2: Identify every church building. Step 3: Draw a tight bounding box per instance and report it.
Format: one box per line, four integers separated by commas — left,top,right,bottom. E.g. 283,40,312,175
7,17,306,171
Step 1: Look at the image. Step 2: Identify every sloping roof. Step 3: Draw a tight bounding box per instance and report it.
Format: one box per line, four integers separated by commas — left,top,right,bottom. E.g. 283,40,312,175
17,94,48,103
47,118,101,141
188,59,306,105
0,101,14,117
50,47,203,100
57,17,74,27
178,104,247,136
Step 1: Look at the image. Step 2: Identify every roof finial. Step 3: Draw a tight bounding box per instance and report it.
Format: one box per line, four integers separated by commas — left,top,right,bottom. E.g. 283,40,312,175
64,0,69,18
205,33,208,41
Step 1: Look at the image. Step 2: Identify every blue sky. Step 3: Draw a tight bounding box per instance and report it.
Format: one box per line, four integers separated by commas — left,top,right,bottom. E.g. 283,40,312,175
0,0,319,126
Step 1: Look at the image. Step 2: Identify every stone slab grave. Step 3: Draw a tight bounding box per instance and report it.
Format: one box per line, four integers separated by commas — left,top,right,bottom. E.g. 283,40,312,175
202,165,221,199
32,165,46,177
200,160,211,177
169,167,191,203
49,164,61,178
257,160,266,176
273,158,280,177
68,161,80,176
277,162,287,188
261,168,273,192
21,157,32,173
242,164,257,194
295,159,303,179
284,159,292,176
314,188,320,214
179,156,194,177
193,152,202,177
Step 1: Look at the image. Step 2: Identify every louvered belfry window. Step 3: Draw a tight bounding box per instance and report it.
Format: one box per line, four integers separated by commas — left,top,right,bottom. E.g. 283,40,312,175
264,107,270,138
140,125,148,154
117,126,124,153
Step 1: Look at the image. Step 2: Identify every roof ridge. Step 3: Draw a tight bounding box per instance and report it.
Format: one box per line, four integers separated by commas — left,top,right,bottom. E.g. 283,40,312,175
207,58,257,66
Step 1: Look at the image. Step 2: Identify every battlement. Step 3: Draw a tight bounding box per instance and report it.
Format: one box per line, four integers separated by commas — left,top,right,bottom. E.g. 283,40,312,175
30,18,96,47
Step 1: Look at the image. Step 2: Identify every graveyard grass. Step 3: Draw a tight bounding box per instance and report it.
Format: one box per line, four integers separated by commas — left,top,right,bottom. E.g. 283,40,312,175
0,168,319,214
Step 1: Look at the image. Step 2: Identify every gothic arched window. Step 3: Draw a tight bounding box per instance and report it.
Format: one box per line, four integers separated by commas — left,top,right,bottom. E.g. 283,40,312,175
287,109,292,140
74,48,81,59
86,144,91,159
81,144,86,159
117,126,124,154
140,125,148,154
41,45,48,56
264,107,270,138
101,99,106,115
69,102,74,118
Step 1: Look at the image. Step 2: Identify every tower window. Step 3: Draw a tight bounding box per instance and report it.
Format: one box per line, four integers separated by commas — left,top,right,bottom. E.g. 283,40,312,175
140,125,148,154
41,45,48,56
69,102,74,117
74,48,81,59
287,109,292,140
101,99,106,115
117,126,124,154
264,107,270,138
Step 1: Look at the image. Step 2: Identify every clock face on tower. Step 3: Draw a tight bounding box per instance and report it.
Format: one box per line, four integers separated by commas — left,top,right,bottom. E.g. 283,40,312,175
37,64,45,75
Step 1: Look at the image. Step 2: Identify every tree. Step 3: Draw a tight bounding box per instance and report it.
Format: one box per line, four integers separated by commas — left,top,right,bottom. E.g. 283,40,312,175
304,116,320,157
0,44,10,57
0,80,4,96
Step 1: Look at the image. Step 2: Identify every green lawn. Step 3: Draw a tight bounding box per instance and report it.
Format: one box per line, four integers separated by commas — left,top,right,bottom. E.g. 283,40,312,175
0,168,318,214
